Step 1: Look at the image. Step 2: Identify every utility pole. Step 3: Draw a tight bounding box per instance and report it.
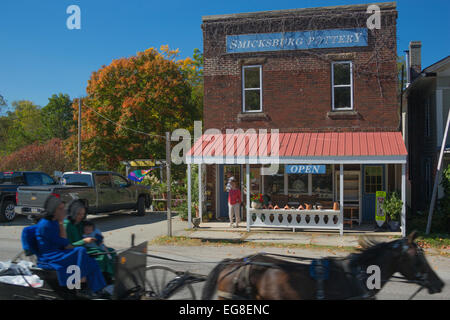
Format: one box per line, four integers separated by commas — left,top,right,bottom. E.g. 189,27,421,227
165,132,172,237
426,108,450,234
78,97,82,171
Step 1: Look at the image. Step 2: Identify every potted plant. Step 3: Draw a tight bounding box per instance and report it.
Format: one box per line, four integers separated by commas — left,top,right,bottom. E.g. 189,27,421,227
381,192,403,231
251,193,263,209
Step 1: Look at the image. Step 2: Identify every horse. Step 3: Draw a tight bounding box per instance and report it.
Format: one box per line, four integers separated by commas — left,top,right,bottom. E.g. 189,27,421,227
201,232,445,300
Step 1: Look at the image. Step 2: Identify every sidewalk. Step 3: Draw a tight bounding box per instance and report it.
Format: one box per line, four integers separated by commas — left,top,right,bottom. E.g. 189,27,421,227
176,221,402,248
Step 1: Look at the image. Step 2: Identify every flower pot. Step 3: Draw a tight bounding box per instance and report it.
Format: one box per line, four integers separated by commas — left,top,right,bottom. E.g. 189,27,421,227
333,202,339,211
388,221,400,232
251,201,262,209
192,217,201,228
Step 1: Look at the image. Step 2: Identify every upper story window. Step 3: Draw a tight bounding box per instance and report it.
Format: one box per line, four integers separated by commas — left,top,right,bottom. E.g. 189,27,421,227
242,65,262,112
331,61,353,110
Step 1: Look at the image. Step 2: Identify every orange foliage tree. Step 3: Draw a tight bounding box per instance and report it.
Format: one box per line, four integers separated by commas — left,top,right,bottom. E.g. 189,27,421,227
0,138,74,174
66,46,201,170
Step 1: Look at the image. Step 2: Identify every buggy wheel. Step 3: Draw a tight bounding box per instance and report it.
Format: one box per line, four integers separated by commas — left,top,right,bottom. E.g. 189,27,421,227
144,266,196,300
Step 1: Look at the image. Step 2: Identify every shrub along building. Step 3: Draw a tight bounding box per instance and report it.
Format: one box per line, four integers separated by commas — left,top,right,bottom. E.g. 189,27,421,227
186,2,408,236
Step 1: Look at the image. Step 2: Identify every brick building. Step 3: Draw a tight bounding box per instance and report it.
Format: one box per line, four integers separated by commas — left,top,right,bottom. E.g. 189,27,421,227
187,2,408,235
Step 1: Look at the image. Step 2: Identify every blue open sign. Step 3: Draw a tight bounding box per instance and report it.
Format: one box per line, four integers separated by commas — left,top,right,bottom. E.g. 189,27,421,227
286,165,326,174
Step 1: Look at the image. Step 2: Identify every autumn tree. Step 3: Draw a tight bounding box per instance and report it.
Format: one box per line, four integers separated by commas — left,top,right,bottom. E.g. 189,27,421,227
67,46,202,170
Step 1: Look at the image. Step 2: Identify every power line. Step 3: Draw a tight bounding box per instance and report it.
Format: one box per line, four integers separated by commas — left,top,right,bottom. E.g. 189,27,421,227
82,102,196,141
82,102,166,139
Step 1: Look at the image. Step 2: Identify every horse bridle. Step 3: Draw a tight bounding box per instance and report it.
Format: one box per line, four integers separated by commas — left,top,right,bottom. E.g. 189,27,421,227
393,239,429,299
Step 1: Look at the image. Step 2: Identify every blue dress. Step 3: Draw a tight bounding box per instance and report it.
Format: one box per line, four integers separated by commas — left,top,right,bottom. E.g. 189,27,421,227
35,218,106,293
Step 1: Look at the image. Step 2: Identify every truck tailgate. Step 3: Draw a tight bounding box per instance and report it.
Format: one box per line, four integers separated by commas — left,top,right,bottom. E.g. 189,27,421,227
16,186,54,207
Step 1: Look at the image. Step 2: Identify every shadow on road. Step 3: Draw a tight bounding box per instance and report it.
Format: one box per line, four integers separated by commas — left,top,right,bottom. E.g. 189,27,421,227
0,216,33,227
87,211,178,233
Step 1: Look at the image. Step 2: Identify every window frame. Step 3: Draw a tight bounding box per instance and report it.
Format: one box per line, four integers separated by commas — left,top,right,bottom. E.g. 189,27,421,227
112,174,129,188
331,61,354,111
242,65,263,113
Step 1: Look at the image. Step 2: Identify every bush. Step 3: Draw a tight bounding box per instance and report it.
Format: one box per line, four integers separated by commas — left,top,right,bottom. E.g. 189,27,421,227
0,138,74,175
175,165,199,221
381,192,403,221
435,164,450,233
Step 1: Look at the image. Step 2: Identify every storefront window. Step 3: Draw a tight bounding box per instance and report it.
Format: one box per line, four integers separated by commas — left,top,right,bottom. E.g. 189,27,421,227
288,174,308,195
263,165,334,199
312,165,333,199
264,165,284,194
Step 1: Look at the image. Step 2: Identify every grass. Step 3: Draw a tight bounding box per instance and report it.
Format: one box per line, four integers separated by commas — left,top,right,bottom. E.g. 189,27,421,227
150,234,450,257
415,233,450,250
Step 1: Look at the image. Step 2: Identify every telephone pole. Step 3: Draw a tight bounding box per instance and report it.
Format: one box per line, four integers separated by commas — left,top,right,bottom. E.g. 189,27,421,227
77,97,82,171
165,132,172,237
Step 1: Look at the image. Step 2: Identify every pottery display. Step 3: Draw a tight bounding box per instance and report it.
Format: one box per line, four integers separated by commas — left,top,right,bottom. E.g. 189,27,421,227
333,202,339,211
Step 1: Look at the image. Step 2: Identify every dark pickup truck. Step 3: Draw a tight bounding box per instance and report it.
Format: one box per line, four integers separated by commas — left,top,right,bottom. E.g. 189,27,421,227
15,171,152,219
0,171,58,222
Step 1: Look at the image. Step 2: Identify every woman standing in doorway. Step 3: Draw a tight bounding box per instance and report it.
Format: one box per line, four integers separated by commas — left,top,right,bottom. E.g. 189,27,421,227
228,180,242,228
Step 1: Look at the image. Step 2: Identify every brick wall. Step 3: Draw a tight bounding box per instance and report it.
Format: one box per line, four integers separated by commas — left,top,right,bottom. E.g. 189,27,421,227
202,4,399,133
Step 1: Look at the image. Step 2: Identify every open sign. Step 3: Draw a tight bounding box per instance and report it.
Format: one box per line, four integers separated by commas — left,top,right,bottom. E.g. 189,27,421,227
286,165,326,174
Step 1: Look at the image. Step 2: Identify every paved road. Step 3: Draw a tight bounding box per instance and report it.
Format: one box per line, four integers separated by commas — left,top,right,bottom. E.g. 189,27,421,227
0,211,186,261
1,213,448,300
146,244,450,300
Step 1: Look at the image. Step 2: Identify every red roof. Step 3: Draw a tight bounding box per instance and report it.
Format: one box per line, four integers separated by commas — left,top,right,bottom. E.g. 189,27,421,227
187,131,407,160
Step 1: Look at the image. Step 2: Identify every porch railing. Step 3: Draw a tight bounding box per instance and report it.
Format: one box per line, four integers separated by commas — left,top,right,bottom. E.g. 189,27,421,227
248,209,343,234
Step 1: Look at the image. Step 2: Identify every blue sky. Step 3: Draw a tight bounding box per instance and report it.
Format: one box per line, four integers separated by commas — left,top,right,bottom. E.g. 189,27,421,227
1,0,449,111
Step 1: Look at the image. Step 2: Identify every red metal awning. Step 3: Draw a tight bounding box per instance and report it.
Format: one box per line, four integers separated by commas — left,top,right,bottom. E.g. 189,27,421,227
186,131,407,164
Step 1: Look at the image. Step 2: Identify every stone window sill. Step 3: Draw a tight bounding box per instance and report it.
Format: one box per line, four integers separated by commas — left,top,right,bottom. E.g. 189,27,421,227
327,110,361,120
237,112,270,122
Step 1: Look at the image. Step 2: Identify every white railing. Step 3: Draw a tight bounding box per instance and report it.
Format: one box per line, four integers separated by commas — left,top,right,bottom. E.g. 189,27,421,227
248,209,343,235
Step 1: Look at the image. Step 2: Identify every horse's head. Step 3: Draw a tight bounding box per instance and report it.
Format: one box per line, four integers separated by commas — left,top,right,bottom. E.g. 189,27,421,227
394,231,445,294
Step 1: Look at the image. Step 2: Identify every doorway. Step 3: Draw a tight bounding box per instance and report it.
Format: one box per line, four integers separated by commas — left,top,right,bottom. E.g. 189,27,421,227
218,165,241,219
362,165,385,222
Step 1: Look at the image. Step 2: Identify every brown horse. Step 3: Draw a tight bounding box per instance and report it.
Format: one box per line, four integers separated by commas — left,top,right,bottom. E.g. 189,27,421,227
201,232,444,300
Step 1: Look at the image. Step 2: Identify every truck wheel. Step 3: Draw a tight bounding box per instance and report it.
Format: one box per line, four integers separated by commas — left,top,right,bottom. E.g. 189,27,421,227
0,200,16,222
136,196,146,216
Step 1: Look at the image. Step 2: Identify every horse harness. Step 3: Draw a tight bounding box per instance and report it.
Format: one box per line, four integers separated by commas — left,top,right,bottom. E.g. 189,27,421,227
217,256,259,300
216,254,374,300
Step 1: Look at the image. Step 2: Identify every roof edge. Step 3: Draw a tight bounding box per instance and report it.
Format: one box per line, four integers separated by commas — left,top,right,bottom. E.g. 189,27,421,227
202,2,397,22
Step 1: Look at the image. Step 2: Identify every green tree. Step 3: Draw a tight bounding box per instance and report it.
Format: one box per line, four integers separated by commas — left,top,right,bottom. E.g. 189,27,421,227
4,101,45,153
41,93,74,140
0,93,6,106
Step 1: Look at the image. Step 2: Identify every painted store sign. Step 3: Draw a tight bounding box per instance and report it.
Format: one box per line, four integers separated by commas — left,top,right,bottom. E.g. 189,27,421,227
226,28,368,53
